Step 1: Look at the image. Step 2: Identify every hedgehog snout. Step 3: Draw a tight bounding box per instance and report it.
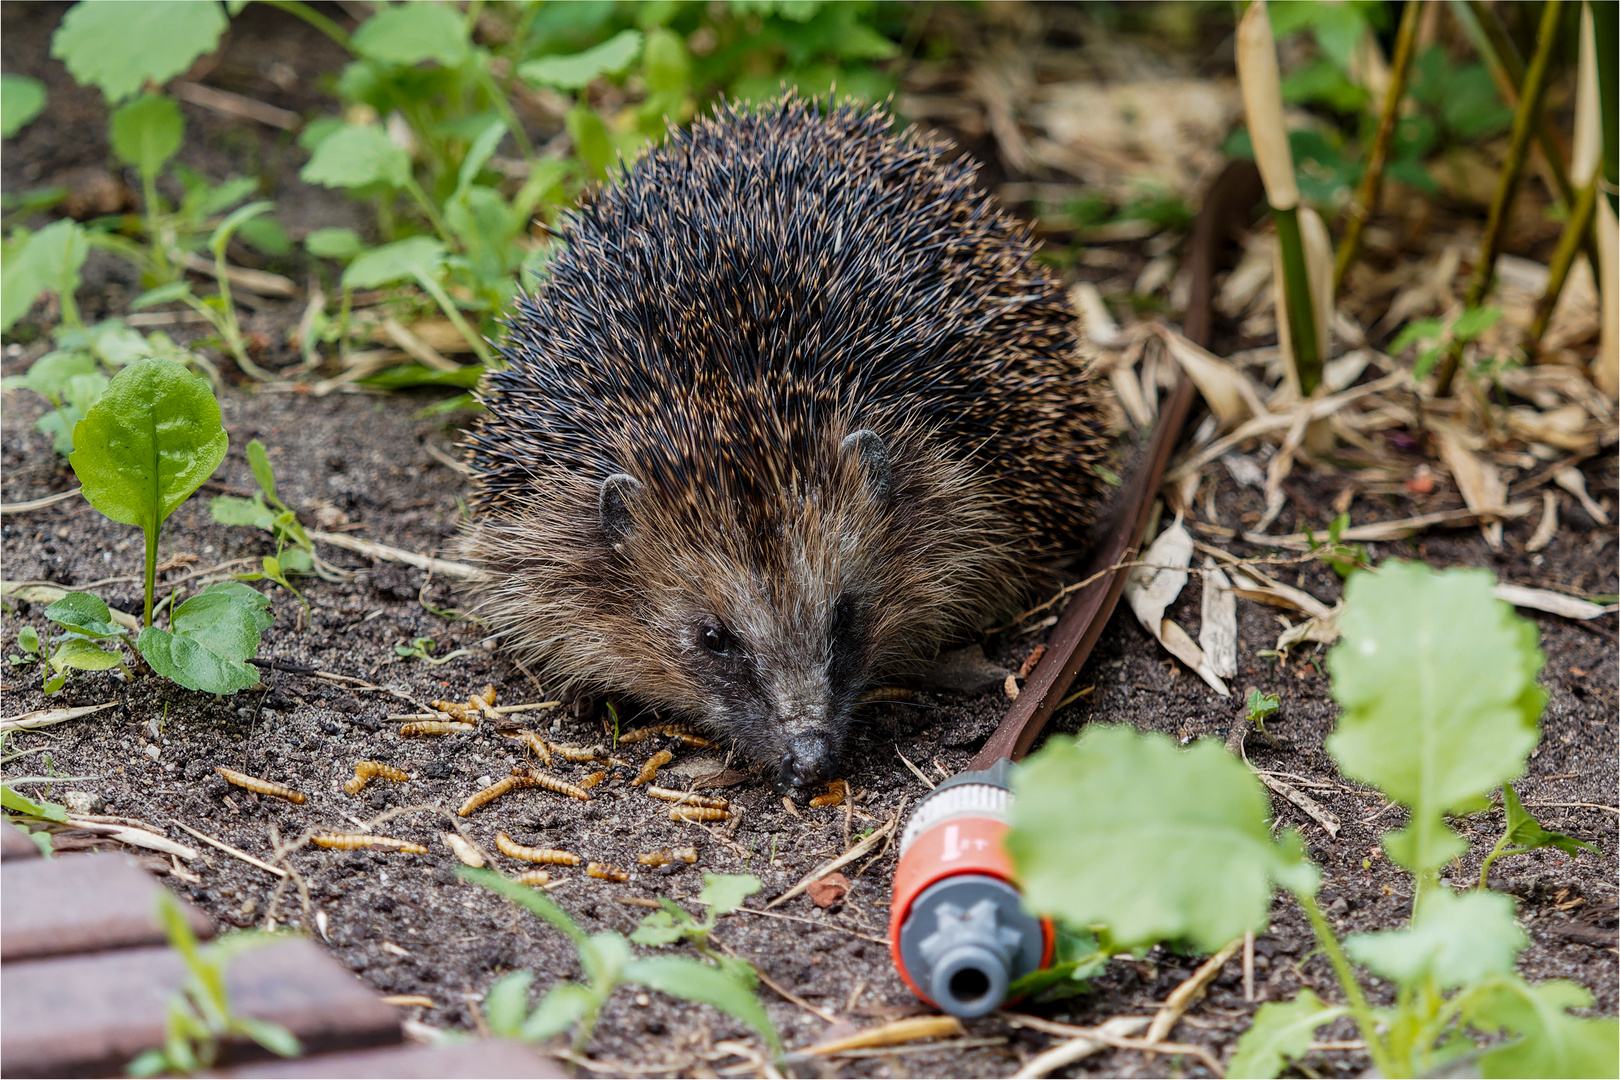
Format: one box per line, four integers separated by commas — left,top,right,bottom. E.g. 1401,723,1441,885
779,731,838,789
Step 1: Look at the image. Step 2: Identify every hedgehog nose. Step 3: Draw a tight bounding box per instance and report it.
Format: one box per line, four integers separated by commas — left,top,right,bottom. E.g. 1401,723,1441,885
781,733,837,789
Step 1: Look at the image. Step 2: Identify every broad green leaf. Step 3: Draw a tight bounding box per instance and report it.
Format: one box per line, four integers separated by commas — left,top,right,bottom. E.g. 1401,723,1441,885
69,357,228,533
236,215,290,257
45,591,125,638
209,494,276,531
1326,563,1544,876
305,227,364,260
1230,991,1348,1079
352,3,469,68
300,124,411,190
579,931,630,988
342,236,446,290
624,956,779,1054
1464,976,1619,1079
109,94,184,179
642,27,690,95
519,30,643,90
1008,726,1318,952
8,350,98,400
1347,889,1525,991
459,867,586,943
1502,783,1600,860
1,219,89,334
87,319,153,366
51,637,124,674
696,873,762,917
136,581,270,695
2,74,46,137
245,439,278,503
1,784,68,822
630,910,688,946
209,200,273,258
18,626,41,654
50,1,228,102
565,104,616,180
1453,306,1503,342
483,971,534,1037
520,983,592,1041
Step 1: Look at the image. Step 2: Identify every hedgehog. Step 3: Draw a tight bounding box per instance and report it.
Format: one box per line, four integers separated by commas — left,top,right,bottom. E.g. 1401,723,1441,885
462,94,1110,789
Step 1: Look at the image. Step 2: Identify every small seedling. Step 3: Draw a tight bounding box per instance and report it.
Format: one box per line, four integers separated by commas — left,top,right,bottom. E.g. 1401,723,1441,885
1390,305,1504,381
127,894,299,1077
1245,688,1282,732
1303,512,1371,579
392,637,472,667
464,867,777,1055
1476,782,1599,890
631,873,762,985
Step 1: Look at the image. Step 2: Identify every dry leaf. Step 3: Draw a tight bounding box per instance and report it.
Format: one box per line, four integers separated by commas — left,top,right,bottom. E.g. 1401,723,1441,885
1433,423,1507,548
1199,558,1237,679
1494,584,1611,621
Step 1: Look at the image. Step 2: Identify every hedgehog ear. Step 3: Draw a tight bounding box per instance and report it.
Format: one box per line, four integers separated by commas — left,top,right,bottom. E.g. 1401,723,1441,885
840,430,892,505
599,473,642,550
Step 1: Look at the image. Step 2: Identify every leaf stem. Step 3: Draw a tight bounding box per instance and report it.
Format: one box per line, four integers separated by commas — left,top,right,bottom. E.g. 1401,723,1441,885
1528,175,1600,344
142,520,159,627
1476,833,1514,891
1333,0,1421,296
410,269,494,366
1297,889,1396,1078
1274,204,1322,394
262,0,352,52
1435,0,1563,396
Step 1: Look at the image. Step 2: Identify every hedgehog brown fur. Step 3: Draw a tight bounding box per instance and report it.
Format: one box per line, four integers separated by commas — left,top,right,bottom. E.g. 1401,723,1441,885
463,93,1109,788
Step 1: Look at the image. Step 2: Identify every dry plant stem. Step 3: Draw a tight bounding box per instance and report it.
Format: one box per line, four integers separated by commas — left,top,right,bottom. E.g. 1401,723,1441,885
1274,206,1323,394
1298,889,1395,1077
1530,175,1601,343
1435,0,1564,396
1334,0,1422,295
1145,937,1243,1043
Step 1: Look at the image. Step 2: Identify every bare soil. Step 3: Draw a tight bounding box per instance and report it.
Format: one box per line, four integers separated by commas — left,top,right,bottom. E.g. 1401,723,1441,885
2,4,1615,1077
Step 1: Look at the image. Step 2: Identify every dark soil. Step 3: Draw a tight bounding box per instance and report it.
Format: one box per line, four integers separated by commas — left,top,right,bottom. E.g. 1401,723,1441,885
3,5,1616,1078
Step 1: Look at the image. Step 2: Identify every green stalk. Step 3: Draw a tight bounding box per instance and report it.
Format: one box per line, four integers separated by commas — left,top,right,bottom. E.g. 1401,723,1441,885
1298,890,1396,1078
410,269,494,367
1274,204,1323,394
139,171,171,281
1529,175,1600,343
211,245,277,381
1476,833,1513,890
473,63,536,161
262,0,352,51
1435,0,1563,396
142,520,159,627
1334,0,1421,295
402,175,456,248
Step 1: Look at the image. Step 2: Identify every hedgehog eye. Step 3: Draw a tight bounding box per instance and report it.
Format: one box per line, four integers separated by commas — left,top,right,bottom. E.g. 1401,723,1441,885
700,622,735,655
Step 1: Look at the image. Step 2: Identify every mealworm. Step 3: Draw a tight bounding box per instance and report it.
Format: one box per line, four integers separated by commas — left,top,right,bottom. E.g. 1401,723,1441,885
548,741,610,762
458,774,522,817
514,766,591,801
669,806,729,822
580,771,607,790
344,761,408,795
633,750,673,786
216,767,305,804
619,723,714,747
400,720,475,737
637,846,699,866
494,832,579,865
587,862,629,882
506,729,551,767
472,684,498,715
809,779,849,808
514,869,550,886
311,832,427,854
858,686,914,703
645,786,729,809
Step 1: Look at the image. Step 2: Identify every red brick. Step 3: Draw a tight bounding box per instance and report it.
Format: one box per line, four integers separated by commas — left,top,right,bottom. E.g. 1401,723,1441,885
1,938,399,1078
0,824,40,861
0,852,213,962
217,1040,566,1078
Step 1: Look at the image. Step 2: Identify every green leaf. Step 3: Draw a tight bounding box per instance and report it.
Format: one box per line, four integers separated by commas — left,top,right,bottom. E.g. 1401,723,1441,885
520,29,643,90
109,94,184,180
459,867,586,943
1007,726,1318,952
300,124,411,191
87,319,154,366
352,2,469,68
565,104,616,180
624,956,779,1053
244,438,278,504
131,281,195,311
51,637,124,673
1228,991,1348,1080
1464,977,1620,1079
1502,783,1600,860
2,74,46,137
520,983,593,1041
342,236,447,290
50,1,228,102
1325,563,1544,876
629,910,689,946
1006,926,1106,1001
209,494,276,531
455,119,508,199
696,873,762,917
45,591,125,638
1,784,68,822
1453,306,1503,343
1246,689,1281,725
231,1016,300,1058
483,970,534,1037
136,581,270,695
2,219,89,334
1389,318,1445,354
209,200,273,258
69,357,229,535
9,350,98,401
18,626,41,654
127,1049,168,1077
1347,888,1525,992
642,27,690,95
305,227,364,261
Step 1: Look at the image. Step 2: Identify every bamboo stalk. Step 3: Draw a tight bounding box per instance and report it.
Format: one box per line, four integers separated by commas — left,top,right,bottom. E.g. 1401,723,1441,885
1434,0,1563,397
1529,176,1600,344
1334,0,1422,295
